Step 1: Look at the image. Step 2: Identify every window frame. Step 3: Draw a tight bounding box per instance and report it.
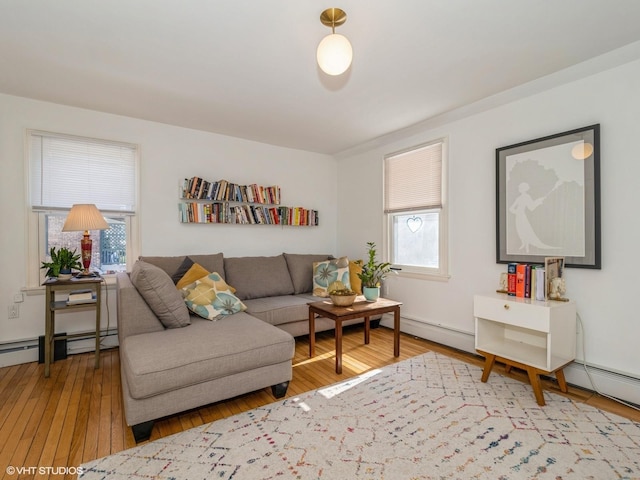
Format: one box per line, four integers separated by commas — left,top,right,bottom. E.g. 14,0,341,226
384,137,449,280
25,130,140,288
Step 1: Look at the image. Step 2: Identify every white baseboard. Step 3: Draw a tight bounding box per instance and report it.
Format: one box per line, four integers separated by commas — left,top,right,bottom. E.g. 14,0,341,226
564,362,640,407
0,330,119,368
382,313,640,407
381,314,476,354
0,348,39,368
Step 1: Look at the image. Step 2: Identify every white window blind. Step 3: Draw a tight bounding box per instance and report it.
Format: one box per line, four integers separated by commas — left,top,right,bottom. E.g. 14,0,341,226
29,131,137,212
384,141,442,213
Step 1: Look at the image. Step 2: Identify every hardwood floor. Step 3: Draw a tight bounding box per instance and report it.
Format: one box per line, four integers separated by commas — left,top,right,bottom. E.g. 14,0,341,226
0,326,638,479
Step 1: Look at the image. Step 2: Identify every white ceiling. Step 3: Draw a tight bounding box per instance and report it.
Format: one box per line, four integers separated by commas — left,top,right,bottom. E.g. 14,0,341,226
2,1,640,155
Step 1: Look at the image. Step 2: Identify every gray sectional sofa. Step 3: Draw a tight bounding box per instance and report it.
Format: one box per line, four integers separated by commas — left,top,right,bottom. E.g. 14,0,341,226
116,252,368,442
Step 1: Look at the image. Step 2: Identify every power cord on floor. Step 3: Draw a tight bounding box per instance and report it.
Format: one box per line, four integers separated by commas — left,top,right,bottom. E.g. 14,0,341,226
100,276,114,348
577,312,640,412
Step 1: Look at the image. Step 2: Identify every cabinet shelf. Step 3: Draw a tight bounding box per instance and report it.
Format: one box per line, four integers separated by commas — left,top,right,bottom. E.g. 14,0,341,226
474,293,576,372
474,293,576,406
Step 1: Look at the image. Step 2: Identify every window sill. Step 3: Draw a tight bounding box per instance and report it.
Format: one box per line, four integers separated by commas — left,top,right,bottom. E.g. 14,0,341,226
394,270,450,282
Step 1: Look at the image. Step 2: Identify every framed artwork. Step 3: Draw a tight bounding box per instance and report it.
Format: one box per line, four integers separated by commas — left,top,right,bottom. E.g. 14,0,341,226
496,124,600,268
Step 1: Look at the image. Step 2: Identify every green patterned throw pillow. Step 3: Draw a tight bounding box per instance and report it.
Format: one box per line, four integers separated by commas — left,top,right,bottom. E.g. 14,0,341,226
181,272,247,320
312,256,351,297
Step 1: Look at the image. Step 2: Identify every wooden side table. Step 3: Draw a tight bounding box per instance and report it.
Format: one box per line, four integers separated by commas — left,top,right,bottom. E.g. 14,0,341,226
308,297,402,373
43,276,102,378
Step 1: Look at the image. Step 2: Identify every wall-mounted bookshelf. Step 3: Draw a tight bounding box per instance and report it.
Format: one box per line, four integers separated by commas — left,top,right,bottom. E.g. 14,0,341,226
179,177,318,226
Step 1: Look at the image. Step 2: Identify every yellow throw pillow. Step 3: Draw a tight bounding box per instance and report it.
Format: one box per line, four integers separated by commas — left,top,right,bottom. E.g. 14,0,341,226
181,272,247,320
176,263,210,290
349,260,363,294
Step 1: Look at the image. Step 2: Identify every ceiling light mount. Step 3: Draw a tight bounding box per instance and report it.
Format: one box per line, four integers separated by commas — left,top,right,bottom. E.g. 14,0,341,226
317,7,353,76
320,8,347,32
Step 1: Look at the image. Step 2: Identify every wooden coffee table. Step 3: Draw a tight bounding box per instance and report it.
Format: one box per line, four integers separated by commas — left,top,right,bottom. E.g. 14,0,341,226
308,297,402,373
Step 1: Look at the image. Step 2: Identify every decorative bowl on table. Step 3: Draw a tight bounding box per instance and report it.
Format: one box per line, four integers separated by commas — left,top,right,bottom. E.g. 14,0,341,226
329,289,357,307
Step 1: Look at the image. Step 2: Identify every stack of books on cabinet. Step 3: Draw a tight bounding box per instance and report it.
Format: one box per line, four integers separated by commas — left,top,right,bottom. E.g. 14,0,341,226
179,176,318,226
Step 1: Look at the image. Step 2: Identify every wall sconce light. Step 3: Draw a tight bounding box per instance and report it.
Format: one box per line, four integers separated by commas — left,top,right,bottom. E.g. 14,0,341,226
316,8,353,76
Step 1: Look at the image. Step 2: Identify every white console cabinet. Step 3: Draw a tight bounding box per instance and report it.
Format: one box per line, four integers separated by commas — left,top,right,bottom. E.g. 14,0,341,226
474,293,576,405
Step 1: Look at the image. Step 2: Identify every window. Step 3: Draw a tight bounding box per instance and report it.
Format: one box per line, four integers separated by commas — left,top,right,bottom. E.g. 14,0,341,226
384,139,448,278
27,130,138,286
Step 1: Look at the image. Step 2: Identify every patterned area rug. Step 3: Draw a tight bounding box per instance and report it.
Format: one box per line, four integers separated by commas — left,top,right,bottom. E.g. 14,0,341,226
80,352,640,479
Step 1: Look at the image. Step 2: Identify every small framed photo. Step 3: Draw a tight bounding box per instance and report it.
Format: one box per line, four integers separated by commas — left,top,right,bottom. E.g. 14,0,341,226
496,124,601,268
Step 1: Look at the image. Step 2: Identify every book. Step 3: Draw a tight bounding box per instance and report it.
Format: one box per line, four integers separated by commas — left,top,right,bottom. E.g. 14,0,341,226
507,263,517,296
534,266,546,301
515,263,526,297
524,264,532,298
68,289,93,301
66,289,96,305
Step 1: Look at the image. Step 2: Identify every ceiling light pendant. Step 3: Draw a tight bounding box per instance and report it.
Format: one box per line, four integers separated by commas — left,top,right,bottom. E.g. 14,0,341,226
571,142,594,160
316,8,353,76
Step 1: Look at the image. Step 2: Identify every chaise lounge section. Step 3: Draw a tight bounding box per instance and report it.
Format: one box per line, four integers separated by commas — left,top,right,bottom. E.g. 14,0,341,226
117,252,369,442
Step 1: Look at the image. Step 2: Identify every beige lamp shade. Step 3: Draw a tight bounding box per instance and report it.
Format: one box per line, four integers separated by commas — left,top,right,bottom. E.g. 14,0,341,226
317,33,353,75
62,204,109,232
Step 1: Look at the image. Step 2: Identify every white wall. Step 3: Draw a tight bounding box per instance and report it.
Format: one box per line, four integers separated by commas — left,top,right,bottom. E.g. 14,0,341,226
2,56,639,403
337,59,640,401
0,94,337,364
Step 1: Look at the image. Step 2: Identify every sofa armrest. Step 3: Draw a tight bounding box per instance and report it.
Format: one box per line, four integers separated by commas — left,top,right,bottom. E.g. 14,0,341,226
116,272,165,342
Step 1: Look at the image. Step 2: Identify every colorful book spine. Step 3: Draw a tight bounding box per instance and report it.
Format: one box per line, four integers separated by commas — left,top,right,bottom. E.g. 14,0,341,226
515,263,526,297
524,264,532,298
507,263,517,296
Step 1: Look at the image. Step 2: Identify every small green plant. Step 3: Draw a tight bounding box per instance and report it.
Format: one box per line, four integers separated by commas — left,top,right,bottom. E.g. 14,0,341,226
328,287,357,296
356,241,394,288
327,280,356,296
40,246,82,277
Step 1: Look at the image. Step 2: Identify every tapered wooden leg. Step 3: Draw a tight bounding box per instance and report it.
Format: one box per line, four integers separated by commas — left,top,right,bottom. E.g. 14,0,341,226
527,368,546,406
308,309,315,358
393,307,400,357
364,316,370,344
480,353,496,383
335,318,342,373
555,368,568,393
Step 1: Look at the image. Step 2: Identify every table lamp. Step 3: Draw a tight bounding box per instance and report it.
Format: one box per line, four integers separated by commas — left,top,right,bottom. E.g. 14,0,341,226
62,204,109,276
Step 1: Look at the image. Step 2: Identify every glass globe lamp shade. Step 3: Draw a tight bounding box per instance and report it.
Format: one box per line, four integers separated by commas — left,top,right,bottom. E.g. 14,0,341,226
317,33,353,75
571,142,594,160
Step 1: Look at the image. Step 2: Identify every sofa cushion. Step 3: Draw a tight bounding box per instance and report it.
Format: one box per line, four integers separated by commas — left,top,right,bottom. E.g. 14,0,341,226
120,313,294,399
140,253,225,278
116,272,166,338
170,256,194,284
349,259,363,294
224,254,294,300
181,272,247,320
175,262,210,290
243,294,316,326
313,256,351,297
284,253,332,294
130,260,191,328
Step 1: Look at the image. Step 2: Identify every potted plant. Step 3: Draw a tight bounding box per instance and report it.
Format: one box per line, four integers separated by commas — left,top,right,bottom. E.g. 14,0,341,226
41,246,82,279
356,241,394,302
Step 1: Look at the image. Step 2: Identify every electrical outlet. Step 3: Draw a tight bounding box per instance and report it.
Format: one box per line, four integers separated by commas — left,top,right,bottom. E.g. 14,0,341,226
8,304,19,319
